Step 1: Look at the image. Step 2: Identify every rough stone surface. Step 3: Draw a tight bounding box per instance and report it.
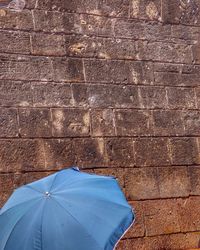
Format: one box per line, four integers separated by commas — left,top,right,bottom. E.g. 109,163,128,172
0,0,200,249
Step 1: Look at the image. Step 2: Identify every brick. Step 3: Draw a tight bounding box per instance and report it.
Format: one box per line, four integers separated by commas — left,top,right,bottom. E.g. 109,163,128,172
182,111,200,136
167,87,196,109
171,25,199,44
195,87,200,108
177,197,200,232
0,108,19,137
33,10,66,32
139,86,167,109
93,168,125,188
0,174,15,192
0,192,12,207
52,108,90,137
74,138,106,167
0,9,33,30
152,110,184,136
135,138,171,166
0,80,33,107
115,109,150,136
126,201,145,238
0,31,30,54
105,138,135,167
91,109,115,136
143,199,180,236
158,166,190,198
19,108,52,137
32,82,72,107
162,0,200,25
0,139,45,172
0,54,53,81
139,41,193,64
88,85,140,108
192,43,200,64
84,60,153,84
43,139,75,170
188,166,200,196
169,138,200,165
31,33,66,56
52,58,84,82
72,84,88,107
125,167,159,200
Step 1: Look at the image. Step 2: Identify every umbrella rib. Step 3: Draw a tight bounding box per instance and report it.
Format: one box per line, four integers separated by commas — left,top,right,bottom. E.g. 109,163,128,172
25,185,44,194
2,200,39,250
51,197,104,250
48,171,60,193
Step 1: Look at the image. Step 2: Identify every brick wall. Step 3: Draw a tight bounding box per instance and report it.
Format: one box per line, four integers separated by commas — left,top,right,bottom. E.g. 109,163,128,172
0,0,200,249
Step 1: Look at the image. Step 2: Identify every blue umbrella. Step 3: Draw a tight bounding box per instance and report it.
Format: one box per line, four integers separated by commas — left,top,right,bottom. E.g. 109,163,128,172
0,167,135,250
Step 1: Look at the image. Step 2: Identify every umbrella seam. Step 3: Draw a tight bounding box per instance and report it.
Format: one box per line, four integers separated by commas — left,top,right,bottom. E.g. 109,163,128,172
51,197,104,250
40,199,47,250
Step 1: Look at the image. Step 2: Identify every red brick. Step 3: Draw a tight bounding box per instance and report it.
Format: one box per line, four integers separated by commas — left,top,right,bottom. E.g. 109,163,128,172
31,33,66,56
91,109,115,136
105,138,135,167
152,110,184,136
52,58,84,82
188,166,200,196
130,0,161,21
74,138,106,167
72,84,88,107
19,108,52,138
0,139,45,172
139,86,167,109
32,82,73,107
115,109,150,136
43,139,75,170
195,87,200,109
182,111,200,136
52,108,90,137
177,197,200,232
0,108,19,137
135,138,171,166
0,174,15,192
167,87,196,109
169,138,200,165
158,166,190,198
0,31,30,54
143,199,180,236
125,167,159,200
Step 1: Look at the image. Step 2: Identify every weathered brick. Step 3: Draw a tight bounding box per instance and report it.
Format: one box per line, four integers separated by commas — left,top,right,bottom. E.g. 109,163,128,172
33,10,66,32
72,84,88,107
0,174,15,192
32,82,73,107
171,25,199,44
52,108,90,137
91,109,115,136
0,31,30,54
167,87,196,109
195,87,200,108
0,9,33,30
31,33,66,56
0,54,53,81
88,85,140,108
52,58,84,82
0,108,19,137
115,109,150,136
125,167,159,200
169,138,200,165
188,166,200,196
74,138,106,167
0,80,33,107
19,108,52,137
158,166,190,198
126,201,145,238
139,86,167,109
43,139,75,170
84,60,153,84
135,138,171,166
182,111,200,136
130,0,161,20
0,139,45,172
143,199,180,236
152,110,184,136
162,0,200,25
105,138,135,167
177,197,200,232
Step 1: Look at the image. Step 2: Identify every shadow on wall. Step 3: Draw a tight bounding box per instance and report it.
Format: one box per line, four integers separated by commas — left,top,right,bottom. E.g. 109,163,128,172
0,0,25,11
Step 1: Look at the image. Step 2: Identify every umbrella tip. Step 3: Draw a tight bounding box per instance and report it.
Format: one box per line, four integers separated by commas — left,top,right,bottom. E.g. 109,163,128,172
45,191,51,197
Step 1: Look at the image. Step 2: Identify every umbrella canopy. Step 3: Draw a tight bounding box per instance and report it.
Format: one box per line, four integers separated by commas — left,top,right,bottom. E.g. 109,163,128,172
0,167,134,250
